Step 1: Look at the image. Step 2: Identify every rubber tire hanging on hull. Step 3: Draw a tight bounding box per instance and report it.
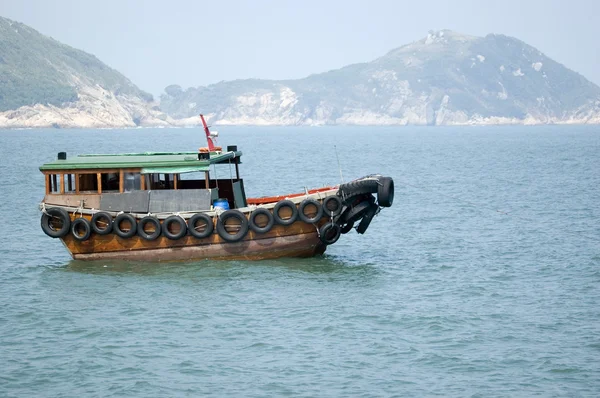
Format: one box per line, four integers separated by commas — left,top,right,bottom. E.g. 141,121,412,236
273,200,298,226
41,207,71,238
248,208,274,234
217,210,249,242
356,204,379,234
338,176,380,198
188,213,214,239
341,199,373,225
319,222,341,245
298,199,323,224
91,211,113,235
377,177,394,208
138,216,162,241
114,213,137,239
162,215,187,240
322,195,343,217
71,218,92,241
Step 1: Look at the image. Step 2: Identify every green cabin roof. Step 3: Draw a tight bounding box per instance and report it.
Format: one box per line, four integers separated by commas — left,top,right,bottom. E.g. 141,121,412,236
39,151,242,174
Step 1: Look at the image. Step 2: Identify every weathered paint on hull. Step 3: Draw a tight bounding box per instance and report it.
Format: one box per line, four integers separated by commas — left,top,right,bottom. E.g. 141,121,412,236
70,232,327,261
60,216,330,261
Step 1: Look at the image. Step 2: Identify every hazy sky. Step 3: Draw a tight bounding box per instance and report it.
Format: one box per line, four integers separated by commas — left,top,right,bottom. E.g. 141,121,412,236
1,0,598,96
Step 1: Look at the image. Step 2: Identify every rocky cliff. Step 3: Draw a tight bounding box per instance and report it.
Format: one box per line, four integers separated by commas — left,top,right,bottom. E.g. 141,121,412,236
161,30,600,126
0,16,175,128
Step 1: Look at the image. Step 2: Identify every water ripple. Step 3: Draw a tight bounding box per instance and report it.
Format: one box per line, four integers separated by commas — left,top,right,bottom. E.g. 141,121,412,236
1,126,599,396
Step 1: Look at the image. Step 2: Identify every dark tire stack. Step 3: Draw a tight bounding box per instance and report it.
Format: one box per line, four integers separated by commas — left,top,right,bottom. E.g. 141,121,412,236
331,175,394,237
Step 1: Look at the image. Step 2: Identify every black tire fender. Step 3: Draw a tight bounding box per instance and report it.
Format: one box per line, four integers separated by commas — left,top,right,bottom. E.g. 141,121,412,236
377,177,394,208
319,222,341,245
138,216,162,241
298,199,323,224
322,195,343,217
340,193,372,207
217,210,249,242
41,207,71,238
71,218,92,241
91,211,113,235
356,204,379,234
114,213,137,239
273,200,298,226
248,208,274,234
339,176,381,197
162,215,187,240
340,200,373,225
188,213,214,239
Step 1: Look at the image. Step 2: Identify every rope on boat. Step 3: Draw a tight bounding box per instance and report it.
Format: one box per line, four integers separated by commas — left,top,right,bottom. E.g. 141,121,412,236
39,189,339,224
213,207,225,224
72,200,84,219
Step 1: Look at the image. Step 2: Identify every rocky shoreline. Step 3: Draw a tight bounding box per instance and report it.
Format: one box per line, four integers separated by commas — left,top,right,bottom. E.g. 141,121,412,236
3,111,598,129
2,86,599,130
0,85,202,129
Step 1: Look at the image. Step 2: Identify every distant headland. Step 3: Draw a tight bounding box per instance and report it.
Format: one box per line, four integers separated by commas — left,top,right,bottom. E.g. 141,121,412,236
1,17,599,128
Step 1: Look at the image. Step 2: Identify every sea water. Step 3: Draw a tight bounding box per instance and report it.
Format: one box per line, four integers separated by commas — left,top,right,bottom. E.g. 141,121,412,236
0,125,598,396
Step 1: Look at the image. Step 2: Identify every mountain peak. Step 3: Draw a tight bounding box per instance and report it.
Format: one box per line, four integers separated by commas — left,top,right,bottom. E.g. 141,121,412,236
380,30,479,61
422,29,478,45
161,31,600,126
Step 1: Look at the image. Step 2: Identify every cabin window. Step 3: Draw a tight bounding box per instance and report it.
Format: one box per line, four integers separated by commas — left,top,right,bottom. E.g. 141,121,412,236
75,172,141,193
101,173,120,192
209,162,240,182
78,174,98,193
123,172,141,192
64,174,76,193
47,173,77,194
148,173,177,190
48,174,60,193
178,172,207,189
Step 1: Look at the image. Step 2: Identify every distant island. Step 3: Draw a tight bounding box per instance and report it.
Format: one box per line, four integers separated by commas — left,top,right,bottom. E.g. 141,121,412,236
1,17,599,128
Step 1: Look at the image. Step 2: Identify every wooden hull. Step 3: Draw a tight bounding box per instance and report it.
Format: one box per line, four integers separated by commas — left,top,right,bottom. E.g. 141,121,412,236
67,232,326,261
43,187,343,262
61,216,329,262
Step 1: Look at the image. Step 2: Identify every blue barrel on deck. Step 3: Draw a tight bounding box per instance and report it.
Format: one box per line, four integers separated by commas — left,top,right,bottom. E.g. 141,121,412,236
213,199,230,210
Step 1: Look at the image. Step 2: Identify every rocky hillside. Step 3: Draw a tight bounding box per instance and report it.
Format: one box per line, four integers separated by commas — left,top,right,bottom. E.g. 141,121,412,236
161,30,600,126
0,16,174,128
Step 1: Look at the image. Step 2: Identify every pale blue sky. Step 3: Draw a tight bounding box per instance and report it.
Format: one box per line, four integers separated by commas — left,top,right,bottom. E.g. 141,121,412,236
1,0,598,96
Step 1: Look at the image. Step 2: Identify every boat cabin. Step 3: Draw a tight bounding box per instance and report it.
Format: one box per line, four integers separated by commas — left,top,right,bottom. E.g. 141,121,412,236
39,148,246,213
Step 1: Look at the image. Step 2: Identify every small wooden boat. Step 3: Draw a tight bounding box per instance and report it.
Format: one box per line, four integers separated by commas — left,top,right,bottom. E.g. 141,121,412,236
39,116,394,261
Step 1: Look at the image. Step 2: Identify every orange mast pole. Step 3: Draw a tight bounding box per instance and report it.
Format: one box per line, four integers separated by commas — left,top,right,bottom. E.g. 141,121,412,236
200,114,215,151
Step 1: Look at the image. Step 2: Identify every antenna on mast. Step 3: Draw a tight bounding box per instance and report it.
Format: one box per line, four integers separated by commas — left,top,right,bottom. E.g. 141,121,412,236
334,145,344,184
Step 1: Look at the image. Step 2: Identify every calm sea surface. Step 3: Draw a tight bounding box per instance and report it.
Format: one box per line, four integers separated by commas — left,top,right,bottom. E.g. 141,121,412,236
0,125,599,397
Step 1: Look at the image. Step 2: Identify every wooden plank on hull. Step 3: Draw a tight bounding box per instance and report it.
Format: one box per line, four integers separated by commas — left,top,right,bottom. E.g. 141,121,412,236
70,232,326,261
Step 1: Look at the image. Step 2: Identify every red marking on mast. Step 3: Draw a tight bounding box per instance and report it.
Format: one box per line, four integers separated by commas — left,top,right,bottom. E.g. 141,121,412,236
200,114,215,151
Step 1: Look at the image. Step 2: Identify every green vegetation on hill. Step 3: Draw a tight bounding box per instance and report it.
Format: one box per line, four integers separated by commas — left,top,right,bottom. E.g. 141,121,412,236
0,16,152,112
